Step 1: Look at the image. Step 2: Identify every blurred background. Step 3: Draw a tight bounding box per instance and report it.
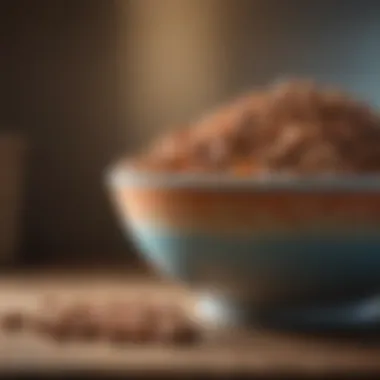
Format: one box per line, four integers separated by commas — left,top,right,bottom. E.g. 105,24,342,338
0,0,380,267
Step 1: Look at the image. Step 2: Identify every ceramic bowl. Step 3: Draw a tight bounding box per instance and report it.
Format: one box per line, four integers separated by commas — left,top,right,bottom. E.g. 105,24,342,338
107,164,380,329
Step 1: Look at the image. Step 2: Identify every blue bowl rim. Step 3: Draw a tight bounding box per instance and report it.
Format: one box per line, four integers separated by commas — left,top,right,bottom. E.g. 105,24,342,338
105,162,380,192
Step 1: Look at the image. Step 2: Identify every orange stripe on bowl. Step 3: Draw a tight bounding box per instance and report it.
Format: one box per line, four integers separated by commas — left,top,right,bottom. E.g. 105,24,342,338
111,188,380,234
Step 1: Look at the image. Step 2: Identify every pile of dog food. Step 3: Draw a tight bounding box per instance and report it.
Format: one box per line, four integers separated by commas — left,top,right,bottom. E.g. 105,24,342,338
130,80,380,175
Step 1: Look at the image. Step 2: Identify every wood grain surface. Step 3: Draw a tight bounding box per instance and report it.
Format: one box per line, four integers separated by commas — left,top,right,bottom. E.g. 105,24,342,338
1,270,380,378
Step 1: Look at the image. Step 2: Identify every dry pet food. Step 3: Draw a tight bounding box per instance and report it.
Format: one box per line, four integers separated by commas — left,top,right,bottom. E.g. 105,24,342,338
1,297,200,346
130,80,380,175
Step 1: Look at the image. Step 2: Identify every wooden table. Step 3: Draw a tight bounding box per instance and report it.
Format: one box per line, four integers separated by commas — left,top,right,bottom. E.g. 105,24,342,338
1,269,380,378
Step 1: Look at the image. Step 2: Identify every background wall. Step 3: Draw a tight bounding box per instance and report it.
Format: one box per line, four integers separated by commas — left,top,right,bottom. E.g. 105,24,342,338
122,0,380,146
1,0,129,264
226,1,380,106
122,0,231,148
0,0,379,264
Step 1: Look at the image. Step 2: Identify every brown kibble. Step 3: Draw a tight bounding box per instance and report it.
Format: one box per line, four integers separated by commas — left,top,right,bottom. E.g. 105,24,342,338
150,303,180,343
154,319,177,343
30,300,101,342
129,79,380,175
165,304,200,344
56,303,101,341
31,294,62,332
207,138,230,166
46,320,72,343
1,311,25,332
151,302,200,345
31,309,71,342
101,300,198,346
99,300,135,343
104,317,132,343
192,138,231,169
3,297,201,347
231,162,255,177
104,319,135,344
159,316,200,345
174,323,200,345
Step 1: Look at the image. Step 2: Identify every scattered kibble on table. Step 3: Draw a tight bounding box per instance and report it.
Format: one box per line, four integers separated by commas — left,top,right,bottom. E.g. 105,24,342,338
0,296,200,346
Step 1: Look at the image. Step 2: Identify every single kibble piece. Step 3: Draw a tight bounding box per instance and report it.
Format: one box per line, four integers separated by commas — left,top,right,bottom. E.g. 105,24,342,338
48,302,100,341
105,302,154,344
1,311,25,332
151,303,200,345
46,320,73,342
173,321,200,344
31,298,64,335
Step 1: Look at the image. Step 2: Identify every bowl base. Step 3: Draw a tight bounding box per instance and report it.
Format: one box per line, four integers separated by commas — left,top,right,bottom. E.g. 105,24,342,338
195,293,380,332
